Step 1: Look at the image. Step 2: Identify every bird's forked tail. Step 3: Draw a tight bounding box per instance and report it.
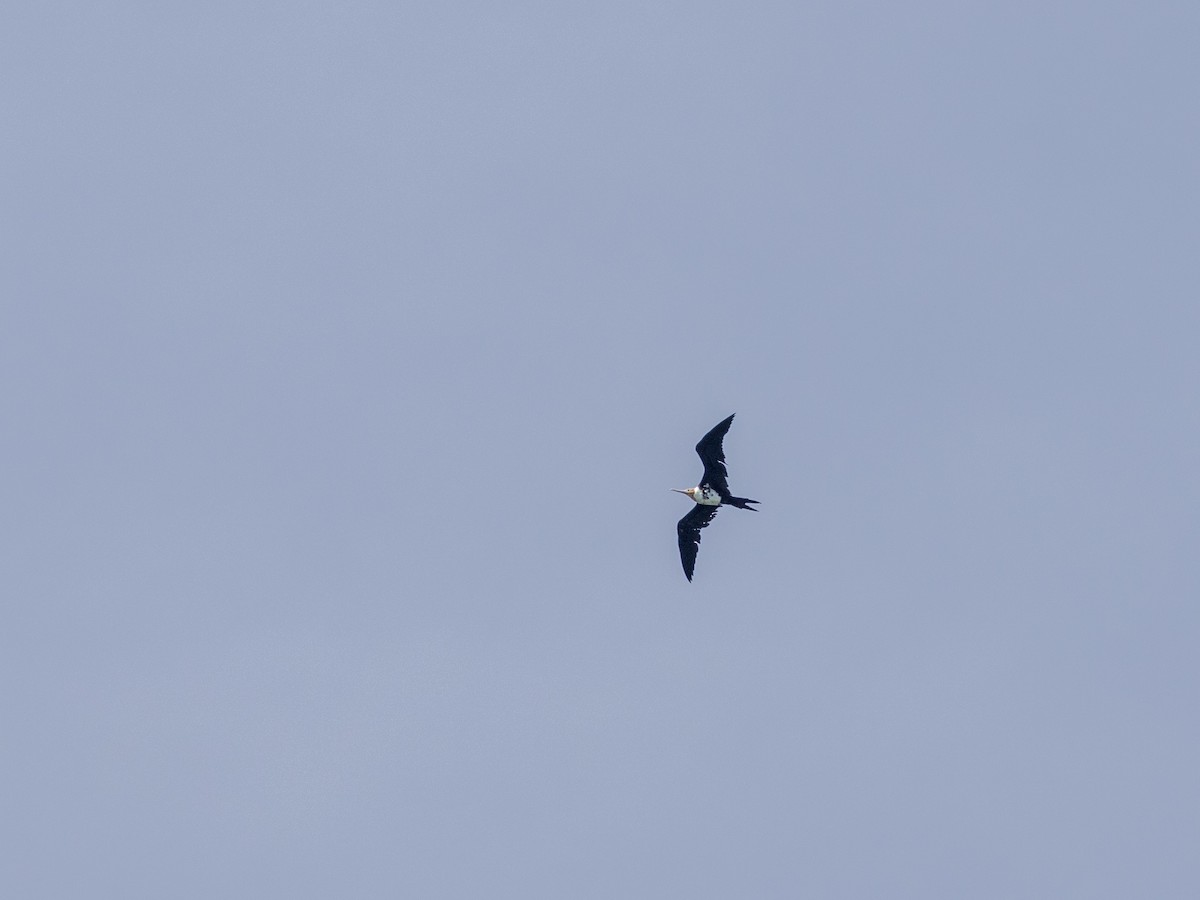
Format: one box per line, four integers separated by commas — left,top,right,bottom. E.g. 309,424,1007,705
725,495,759,510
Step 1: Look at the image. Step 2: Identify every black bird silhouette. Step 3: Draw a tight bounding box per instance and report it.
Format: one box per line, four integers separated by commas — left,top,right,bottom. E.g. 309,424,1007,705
672,414,759,581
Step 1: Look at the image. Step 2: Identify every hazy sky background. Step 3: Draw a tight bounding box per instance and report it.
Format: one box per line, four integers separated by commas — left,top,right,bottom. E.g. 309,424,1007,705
4,2,1199,897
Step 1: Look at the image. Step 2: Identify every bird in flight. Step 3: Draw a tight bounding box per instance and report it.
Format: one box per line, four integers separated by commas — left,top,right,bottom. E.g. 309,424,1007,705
672,414,759,581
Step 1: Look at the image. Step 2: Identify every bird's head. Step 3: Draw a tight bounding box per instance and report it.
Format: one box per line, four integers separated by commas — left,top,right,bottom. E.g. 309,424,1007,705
671,487,698,499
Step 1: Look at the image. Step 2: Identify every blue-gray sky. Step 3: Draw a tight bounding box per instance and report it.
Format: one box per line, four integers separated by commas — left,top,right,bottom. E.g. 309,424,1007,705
5,3,1199,897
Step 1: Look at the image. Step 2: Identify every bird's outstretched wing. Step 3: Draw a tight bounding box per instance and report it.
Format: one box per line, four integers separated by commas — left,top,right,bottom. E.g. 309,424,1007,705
677,503,720,582
695,413,736,497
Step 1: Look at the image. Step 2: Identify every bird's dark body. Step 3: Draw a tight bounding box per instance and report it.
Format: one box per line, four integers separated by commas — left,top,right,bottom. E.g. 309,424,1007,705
675,414,759,581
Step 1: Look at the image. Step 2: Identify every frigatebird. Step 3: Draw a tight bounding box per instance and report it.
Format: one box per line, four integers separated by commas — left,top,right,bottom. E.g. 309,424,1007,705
672,414,759,581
